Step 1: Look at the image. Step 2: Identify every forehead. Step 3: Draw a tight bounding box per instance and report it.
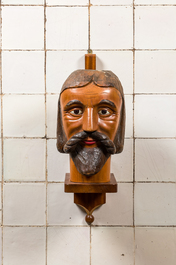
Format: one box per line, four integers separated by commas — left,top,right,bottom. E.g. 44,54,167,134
60,82,122,107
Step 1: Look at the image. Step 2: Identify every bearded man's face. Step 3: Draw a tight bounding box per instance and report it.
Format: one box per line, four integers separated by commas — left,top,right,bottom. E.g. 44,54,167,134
60,82,122,176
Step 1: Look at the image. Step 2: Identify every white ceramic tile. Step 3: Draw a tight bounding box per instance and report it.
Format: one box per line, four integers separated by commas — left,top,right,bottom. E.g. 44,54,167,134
135,6,176,49
2,0,44,4
47,94,58,138
95,51,133,94
91,227,134,265
92,0,132,4
47,227,90,265
135,183,176,225
46,51,85,94
90,6,133,49
4,139,46,181
3,183,46,225
135,51,176,94
47,0,88,4
47,139,69,182
46,7,88,49
135,95,176,137
135,139,176,182
111,139,133,182
3,95,45,137
93,184,133,225
125,95,133,138
2,6,44,50
135,0,176,4
3,227,45,265
2,51,45,94
135,228,176,265
47,183,86,225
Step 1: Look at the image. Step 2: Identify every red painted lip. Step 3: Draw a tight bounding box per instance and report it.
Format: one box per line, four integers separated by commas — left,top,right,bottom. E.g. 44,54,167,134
83,140,96,145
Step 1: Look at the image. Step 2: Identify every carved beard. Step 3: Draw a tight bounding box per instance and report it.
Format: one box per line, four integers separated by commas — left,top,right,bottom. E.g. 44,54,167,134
63,131,116,176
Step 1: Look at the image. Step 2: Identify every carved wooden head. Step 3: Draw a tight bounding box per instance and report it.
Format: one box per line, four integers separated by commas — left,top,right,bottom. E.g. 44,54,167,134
57,70,125,176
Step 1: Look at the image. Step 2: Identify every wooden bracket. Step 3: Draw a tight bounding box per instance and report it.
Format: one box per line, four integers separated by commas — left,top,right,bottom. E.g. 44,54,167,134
65,173,117,224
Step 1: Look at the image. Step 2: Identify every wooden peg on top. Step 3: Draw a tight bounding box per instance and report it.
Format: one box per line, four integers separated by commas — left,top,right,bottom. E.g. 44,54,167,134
85,50,96,70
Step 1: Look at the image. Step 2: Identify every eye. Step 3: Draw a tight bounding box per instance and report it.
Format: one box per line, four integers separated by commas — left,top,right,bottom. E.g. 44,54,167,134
70,109,83,116
98,109,111,116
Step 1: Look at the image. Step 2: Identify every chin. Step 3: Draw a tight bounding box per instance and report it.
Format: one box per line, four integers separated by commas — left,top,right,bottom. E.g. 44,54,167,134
70,145,110,177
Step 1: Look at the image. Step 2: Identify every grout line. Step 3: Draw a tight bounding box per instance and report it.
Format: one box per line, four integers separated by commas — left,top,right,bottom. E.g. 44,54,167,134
132,0,135,226
1,4,176,7
3,180,63,183
2,137,48,139
132,93,176,95
134,4,176,6
1,92,176,96
2,48,176,51
1,224,176,228
91,4,176,7
86,4,133,6
44,1,48,265
2,180,176,184
132,137,176,139
2,92,176,95
133,1,136,265
1,4,45,6
1,48,176,51
3,137,48,139
90,4,176,6
118,181,176,183
2,136,176,140
90,224,176,228
88,0,90,51
46,5,89,7
1,49,88,51
1,4,89,7
0,2,4,264
131,225,176,227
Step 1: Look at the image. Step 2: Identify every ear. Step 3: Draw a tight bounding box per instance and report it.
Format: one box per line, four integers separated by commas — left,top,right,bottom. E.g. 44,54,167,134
113,98,125,154
56,97,67,153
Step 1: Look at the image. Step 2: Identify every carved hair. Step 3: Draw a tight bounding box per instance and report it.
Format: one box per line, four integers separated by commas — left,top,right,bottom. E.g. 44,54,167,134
57,70,125,154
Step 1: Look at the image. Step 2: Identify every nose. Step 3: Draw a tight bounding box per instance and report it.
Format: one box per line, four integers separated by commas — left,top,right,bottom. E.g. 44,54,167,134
82,107,98,132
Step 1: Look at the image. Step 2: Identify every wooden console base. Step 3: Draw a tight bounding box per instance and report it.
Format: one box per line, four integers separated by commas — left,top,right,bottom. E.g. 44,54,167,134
65,173,118,224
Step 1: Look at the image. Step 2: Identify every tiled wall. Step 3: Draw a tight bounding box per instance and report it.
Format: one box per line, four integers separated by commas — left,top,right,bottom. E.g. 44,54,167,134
0,1,176,265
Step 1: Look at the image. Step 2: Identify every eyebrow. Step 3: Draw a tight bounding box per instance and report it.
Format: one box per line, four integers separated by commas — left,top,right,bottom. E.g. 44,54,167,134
65,100,83,107
99,99,116,108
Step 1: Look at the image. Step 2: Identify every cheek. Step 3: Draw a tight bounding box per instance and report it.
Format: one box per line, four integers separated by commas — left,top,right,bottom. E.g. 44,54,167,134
98,117,120,141
62,116,83,139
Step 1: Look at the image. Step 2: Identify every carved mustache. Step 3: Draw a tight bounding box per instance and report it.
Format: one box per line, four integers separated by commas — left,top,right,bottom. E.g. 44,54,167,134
63,131,116,154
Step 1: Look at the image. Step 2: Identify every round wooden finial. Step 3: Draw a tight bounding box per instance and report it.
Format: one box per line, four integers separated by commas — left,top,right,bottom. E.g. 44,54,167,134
85,214,94,225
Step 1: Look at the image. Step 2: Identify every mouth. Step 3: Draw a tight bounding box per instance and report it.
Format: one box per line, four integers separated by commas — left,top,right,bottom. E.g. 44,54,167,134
83,140,96,145
82,137,97,146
